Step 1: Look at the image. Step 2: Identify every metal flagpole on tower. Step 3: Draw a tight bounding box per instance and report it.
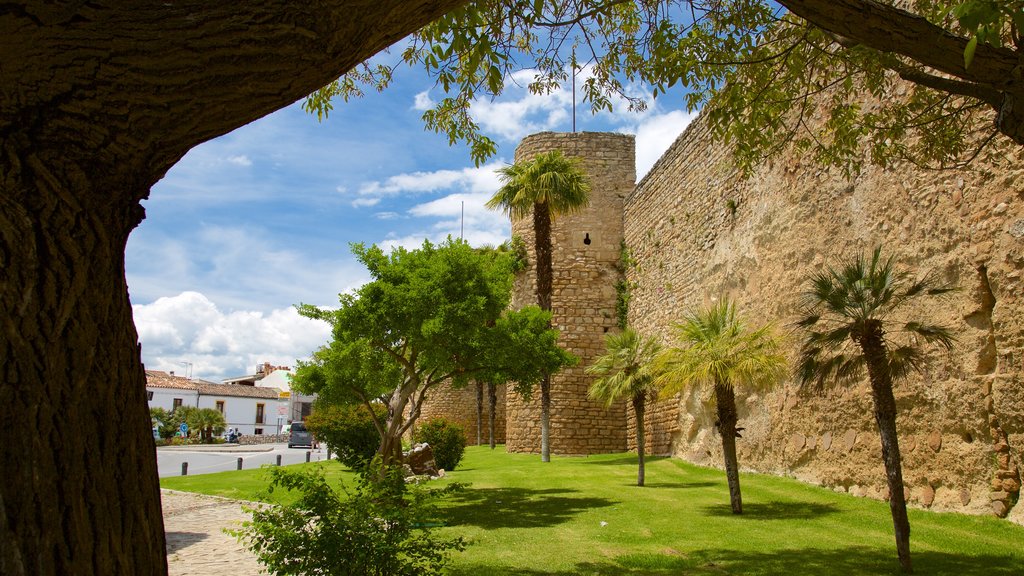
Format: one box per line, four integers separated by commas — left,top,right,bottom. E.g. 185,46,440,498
571,48,576,133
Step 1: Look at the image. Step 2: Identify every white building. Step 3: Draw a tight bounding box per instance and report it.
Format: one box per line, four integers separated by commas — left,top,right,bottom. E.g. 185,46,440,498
224,362,316,424
146,370,289,436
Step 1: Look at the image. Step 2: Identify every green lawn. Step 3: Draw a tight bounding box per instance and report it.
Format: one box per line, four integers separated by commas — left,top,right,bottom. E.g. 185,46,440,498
161,446,1024,575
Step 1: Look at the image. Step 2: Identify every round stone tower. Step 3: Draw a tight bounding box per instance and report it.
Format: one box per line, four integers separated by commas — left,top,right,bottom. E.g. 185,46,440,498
505,131,636,455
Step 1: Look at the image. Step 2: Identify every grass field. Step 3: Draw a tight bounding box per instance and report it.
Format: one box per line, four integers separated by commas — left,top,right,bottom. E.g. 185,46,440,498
161,446,1024,575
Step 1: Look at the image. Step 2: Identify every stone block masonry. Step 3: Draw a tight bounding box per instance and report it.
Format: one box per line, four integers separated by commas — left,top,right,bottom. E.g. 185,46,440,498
414,380,507,446
625,105,1023,520
420,96,1022,521
505,132,635,455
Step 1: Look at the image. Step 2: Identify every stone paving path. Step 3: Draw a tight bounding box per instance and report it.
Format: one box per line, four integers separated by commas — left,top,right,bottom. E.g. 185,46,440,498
161,489,264,576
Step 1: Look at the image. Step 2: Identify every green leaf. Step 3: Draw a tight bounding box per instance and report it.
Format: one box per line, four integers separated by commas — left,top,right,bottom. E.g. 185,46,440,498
964,35,978,69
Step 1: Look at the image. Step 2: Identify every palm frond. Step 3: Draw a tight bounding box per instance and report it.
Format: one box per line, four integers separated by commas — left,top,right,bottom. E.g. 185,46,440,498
887,345,926,381
486,151,590,221
797,246,957,389
587,328,660,408
902,321,956,350
657,298,785,401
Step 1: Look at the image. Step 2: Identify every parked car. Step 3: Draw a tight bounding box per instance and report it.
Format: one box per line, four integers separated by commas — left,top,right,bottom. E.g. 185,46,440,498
288,421,313,448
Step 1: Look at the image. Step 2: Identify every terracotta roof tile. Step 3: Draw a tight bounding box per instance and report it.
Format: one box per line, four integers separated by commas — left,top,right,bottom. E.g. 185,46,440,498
145,370,200,390
145,371,284,399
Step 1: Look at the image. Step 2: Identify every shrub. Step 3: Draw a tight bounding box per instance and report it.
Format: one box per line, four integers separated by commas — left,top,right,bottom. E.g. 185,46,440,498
305,403,386,470
235,467,464,576
413,417,467,471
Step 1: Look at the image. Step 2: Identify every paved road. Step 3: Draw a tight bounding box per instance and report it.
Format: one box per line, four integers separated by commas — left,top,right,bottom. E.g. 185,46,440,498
158,443,330,478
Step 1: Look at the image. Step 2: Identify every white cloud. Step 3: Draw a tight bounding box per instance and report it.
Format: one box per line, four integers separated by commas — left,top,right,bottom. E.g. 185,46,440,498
357,161,505,198
630,109,697,178
133,292,332,380
413,91,434,111
352,197,381,208
226,155,252,167
375,211,400,220
127,223,370,313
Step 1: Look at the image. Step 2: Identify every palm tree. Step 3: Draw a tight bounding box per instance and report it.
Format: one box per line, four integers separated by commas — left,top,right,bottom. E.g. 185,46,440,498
587,328,661,486
187,408,227,443
655,298,786,514
487,150,590,462
796,247,954,574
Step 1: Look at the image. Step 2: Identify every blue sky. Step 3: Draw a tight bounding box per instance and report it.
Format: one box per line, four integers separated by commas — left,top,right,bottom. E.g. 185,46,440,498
127,62,696,381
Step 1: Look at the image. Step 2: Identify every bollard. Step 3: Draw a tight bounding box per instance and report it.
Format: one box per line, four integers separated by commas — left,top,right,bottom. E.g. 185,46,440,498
237,457,243,471
306,451,311,463
276,454,282,466
181,462,188,476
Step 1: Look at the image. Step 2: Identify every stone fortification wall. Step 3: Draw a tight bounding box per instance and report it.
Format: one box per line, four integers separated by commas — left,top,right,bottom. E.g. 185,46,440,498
416,381,507,445
505,132,634,455
624,110,1024,519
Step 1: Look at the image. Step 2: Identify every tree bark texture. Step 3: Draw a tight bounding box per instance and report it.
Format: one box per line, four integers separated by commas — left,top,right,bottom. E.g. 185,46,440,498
633,393,646,487
488,382,497,449
859,322,913,574
533,201,553,461
779,0,1024,145
1,2,468,574
476,380,484,446
540,378,551,462
0,160,163,574
715,383,743,514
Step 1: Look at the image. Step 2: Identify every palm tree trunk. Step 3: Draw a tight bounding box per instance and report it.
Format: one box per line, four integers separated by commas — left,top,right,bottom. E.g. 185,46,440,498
533,203,553,312
715,383,743,514
534,202,554,462
476,380,484,446
633,393,647,487
860,325,913,573
488,382,498,449
540,378,551,462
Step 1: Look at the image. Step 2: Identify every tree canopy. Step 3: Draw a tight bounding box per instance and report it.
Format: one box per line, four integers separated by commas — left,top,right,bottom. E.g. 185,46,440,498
293,238,575,466
308,0,1024,172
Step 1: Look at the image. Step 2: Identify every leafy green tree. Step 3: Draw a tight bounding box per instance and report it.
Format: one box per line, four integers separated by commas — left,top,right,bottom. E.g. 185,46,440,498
4,5,468,572
655,298,786,514
586,328,661,486
9,2,1018,571
796,247,955,574
305,403,389,470
235,466,465,576
294,238,575,470
149,407,180,440
312,1,1024,171
486,150,590,462
413,417,469,471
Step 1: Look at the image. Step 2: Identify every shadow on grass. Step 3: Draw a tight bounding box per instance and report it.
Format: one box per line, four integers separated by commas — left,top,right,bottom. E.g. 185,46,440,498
443,487,616,529
583,455,670,467
641,480,718,490
165,531,208,554
448,547,1024,575
699,500,840,520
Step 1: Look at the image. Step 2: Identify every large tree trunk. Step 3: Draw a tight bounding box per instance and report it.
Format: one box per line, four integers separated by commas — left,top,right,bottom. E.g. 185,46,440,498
778,0,1024,145
2,5,468,573
714,383,742,514
0,168,164,574
860,323,913,574
633,393,646,487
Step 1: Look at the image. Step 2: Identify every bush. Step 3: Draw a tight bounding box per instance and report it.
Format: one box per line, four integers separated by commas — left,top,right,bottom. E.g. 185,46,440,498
413,417,467,471
305,403,386,470
235,467,464,576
